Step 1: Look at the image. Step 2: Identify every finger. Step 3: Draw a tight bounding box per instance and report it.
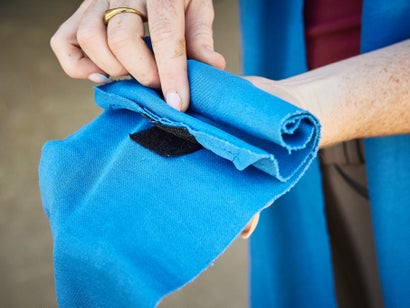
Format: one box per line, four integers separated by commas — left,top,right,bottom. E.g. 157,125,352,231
147,0,189,111
50,0,106,80
77,0,128,77
241,213,260,239
185,0,226,70
106,0,160,88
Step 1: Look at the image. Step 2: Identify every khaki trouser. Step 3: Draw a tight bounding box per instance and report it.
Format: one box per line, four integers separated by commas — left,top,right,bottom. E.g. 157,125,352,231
321,140,383,308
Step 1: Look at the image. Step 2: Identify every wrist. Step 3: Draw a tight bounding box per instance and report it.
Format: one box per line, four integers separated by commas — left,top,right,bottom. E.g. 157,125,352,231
278,65,363,148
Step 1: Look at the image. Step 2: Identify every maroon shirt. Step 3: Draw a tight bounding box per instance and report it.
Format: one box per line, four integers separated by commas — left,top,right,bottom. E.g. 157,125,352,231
304,0,362,69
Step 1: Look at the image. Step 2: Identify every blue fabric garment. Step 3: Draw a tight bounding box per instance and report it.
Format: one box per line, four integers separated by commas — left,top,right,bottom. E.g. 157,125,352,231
361,1,410,306
39,60,321,307
240,0,410,307
239,1,337,307
239,0,307,79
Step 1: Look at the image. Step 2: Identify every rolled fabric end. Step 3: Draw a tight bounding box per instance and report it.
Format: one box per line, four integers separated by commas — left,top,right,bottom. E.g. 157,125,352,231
96,60,320,182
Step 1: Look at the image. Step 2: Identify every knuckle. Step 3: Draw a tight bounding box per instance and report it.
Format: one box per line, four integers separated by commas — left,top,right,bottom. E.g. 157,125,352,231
49,34,59,51
190,22,212,40
107,31,130,52
151,29,186,59
149,9,182,44
76,26,96,46
50,23,67,50
50,26,67,52
136,72,160,88
63,66,84,79
150,22,178,44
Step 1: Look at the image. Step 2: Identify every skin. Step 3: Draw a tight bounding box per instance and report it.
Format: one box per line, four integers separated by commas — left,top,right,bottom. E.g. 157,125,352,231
243,40,409,235
50,0,226,111
51,2,409,237
245,39,410,148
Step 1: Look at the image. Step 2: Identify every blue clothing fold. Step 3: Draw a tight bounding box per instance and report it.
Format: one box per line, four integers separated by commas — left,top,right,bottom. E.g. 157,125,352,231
361,1,410,306
40,0,410,306
96,60,320,180
240,0,410,307
39,60,321,307
239,1,337,307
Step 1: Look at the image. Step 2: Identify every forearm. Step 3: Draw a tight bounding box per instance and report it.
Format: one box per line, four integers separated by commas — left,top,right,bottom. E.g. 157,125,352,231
278,39,410,147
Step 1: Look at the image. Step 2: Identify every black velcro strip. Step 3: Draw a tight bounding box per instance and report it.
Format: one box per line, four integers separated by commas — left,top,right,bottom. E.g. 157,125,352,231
130,126,203,157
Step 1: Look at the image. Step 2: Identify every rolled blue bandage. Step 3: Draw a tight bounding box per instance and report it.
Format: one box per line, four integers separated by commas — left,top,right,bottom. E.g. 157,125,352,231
39,60,320,307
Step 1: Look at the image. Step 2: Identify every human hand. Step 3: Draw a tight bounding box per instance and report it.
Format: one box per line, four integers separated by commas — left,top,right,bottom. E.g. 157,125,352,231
50,0,226,111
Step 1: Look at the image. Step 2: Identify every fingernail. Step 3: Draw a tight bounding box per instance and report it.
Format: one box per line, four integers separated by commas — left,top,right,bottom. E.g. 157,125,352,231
88,73,112,84
166,92,182,111
241,213,260,239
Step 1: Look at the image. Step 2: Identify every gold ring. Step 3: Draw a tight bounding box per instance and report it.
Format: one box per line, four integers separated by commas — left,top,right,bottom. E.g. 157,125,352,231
103,7,146,24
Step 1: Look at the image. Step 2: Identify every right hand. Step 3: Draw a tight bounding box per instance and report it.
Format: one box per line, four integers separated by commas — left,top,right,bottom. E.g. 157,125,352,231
50,0,226,111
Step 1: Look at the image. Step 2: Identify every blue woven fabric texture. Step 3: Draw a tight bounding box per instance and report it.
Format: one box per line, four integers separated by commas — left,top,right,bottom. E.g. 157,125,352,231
240,0,410,307
361,0,410,306
239,1,337,307
39,61,320,307
96,60,320,180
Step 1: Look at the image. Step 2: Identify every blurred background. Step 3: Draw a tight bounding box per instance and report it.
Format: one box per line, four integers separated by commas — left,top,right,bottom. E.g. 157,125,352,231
0,0,248,306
